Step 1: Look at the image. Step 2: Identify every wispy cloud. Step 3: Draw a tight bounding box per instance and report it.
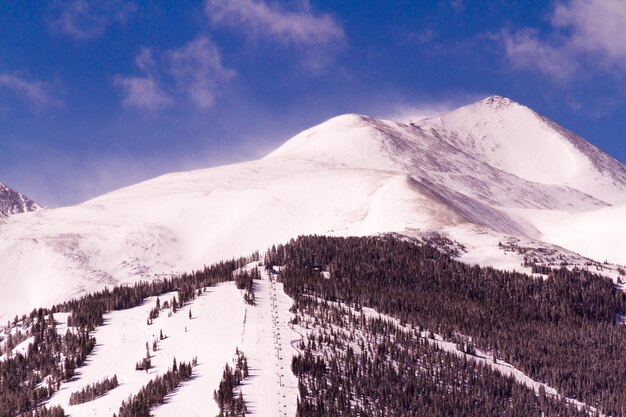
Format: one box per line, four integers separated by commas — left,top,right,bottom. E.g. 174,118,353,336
114,76,172,111
114,48,172,110
205,0,345,72
450,0,465,13
552,0,626,62
497,0,626,80
0,73,62,109
499,29,575,81
167,36,235,109
50,0,137,40
114,37,234,110
205,0,344,46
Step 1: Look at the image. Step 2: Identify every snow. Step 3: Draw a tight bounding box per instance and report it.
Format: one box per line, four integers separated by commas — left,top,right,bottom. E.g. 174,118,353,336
445,226,533,273
42,267,301,417
420,96,626,204
0,335,35,361
267,114,396,172
2,95,624,417
238,266,300,417
0,162,466,322
47,284,245,416
505,205,626,266
1,94,625,329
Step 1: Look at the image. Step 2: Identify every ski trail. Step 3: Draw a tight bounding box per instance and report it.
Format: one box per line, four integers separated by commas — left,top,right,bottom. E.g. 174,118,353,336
239,264,301,417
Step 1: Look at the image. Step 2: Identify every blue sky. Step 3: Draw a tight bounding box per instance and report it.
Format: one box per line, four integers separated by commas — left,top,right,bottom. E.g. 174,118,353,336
1,0,625,206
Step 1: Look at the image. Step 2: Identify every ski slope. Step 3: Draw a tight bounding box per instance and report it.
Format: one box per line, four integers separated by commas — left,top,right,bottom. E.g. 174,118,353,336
44,266,301,417
46,285,243,416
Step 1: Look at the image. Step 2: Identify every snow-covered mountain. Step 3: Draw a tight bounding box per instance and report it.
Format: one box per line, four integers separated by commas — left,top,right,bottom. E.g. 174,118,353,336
0,182,42,219
1,95,625,321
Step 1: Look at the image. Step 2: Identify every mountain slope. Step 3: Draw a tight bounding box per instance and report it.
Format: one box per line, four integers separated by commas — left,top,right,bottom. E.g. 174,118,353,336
0,182,42,219
1,96,625,321
419,96,626,204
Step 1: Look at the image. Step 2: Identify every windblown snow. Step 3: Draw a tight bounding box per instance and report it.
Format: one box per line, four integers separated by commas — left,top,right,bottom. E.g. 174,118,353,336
1,95,626,323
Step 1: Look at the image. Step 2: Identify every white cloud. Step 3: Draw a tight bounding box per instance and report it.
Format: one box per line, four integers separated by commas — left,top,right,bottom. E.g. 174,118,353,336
114,48,172,110
167,36,235,109
552,0,626,61
500,29,576,81
205,0,345,45
50,0,137,40
499,0,626,79
135,47,158,73
0,73,61,109
114,37,233,110
114,75,172,110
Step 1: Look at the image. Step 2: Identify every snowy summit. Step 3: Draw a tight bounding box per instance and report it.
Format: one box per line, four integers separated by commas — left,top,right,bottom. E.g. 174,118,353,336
0,96,625,321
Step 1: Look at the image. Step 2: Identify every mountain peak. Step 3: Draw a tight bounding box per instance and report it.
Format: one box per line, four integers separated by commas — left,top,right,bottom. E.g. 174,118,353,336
263,113,397,170
480,95,516,109
0,182,42,219
456,95,530,116
417,98,626,204
265,97,626,205
2,95,626,323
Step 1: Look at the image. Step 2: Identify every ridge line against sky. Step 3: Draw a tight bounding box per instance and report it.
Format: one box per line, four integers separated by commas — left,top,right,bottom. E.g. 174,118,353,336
0,0,625,206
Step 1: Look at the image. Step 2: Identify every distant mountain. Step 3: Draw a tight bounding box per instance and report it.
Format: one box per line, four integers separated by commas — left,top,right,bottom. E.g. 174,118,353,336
1,96,625,321
0,182,42,219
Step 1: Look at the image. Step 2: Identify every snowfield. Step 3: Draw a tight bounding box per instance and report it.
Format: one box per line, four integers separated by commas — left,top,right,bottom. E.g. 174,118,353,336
505,205,626,266
1,96,626,323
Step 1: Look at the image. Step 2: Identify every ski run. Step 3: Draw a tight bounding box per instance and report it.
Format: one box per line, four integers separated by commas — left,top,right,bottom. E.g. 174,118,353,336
34,263,299,416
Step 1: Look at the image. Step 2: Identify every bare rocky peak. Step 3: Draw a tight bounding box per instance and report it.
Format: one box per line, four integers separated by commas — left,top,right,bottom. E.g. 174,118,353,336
0,182,42,218
479,95,516,109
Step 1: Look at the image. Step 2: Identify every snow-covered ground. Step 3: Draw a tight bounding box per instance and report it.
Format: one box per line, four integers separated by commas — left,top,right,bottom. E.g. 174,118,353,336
238,267,300,417
2,96,626,322
42,265,301,417
2,95,625,417
504,205,626,267
47,284,245,416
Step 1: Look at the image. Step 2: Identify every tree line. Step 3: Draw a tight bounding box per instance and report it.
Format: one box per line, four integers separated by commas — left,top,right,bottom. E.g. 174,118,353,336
235,268,258,305
0,310,94,417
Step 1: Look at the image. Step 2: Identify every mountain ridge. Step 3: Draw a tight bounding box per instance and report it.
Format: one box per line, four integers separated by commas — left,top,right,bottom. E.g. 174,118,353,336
0,182,42,219
1,95,625,322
